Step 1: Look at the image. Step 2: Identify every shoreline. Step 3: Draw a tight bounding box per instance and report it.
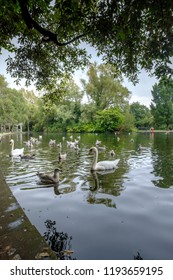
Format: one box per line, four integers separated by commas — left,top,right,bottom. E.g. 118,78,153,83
0,170,57,260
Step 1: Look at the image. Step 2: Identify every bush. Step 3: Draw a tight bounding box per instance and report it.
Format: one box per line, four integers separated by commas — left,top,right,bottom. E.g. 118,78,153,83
95,108,124,132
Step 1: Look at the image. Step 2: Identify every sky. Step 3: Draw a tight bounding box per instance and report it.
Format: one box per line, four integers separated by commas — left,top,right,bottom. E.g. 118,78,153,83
73,44,158,107
73,67,157,107
0,45,158,107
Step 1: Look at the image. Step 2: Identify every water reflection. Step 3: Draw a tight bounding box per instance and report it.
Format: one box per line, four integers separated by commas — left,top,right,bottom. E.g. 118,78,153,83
151,134,173,188
87,192,117,208
89,169,121,191
87,170,125,208
8,218,24,229
134,251,143,260
1,132,173,259
89,171,100,191
21,184,62,196
44,220,75,260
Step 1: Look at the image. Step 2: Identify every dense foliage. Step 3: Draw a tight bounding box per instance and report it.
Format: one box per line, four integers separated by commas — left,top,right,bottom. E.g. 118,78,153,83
130,102,153,129
150,78,173,129
0,75,40,131
0,67,134,133
0,0,172,91
1,70,173,133
0,75,28,128
81,63,131,110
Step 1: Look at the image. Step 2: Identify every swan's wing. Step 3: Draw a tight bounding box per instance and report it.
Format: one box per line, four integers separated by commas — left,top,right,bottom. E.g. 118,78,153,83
96,169,117,175
97,159,120,170
113,159,120,165
13,148,24,156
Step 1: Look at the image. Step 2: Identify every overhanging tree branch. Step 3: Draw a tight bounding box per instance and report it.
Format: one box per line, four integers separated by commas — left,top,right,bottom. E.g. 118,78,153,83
18,0,88,46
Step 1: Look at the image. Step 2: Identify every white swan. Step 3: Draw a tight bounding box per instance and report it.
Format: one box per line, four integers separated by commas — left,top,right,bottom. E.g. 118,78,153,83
74,144,80,151
96,140,101,146
58,144,67,160
89,146,120,171
49,139,56,145
9,139,24,157
58,151,67,160
36,168,60,184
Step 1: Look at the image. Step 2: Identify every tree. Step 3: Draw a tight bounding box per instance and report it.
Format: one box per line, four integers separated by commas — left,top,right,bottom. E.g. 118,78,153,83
96,108,125,132
0,82,29,129
81,63,131,110
0,75,40,131
0,0,172,90
22,88,41,132
130,102,153,129
150,78,173,129
121,105,135,131
34,76,83,132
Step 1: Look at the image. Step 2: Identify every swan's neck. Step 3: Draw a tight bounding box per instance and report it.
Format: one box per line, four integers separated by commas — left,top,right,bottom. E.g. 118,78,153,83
54,171,59,180
11,142,14,151
91,149,98,170
10,142,14,156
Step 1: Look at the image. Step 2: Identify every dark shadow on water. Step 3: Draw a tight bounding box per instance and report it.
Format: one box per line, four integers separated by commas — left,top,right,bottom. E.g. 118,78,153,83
134,251,143,260
43,219,75,260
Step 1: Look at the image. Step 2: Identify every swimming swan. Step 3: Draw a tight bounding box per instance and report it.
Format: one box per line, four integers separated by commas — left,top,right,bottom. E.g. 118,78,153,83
58,144,67,160
89,146,120,171
9,139,24,157
58,151,67,160
36,168,60,184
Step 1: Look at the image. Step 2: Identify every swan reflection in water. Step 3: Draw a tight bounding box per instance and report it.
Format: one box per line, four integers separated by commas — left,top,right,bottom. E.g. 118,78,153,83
21,182,61,196
90,169,117,191
44,219,75,260
36,182,62,195
88,168,124,208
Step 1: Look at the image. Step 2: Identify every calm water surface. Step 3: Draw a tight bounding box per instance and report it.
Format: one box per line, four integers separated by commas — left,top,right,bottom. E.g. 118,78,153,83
1,132,173,260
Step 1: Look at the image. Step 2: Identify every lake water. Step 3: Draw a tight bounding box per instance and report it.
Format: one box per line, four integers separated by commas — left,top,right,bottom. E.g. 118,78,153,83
1,132,173,260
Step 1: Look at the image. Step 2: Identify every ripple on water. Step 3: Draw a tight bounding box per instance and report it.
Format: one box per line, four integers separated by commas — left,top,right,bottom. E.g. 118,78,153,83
2,133,173,259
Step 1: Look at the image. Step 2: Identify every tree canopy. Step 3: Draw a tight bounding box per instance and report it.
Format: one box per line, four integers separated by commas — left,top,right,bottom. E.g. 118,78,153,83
150,78,173,129
81,63,131,110
0,75,29,126
130,101,153,129
0,0,173,90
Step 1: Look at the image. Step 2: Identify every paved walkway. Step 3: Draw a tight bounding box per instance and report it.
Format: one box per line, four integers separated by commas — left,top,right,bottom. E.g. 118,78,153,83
0,170,56,260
